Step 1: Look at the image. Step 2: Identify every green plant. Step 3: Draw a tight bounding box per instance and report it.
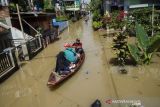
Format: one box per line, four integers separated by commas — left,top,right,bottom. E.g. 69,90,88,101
9,3,16,12
128,7,160,36
56,16,68,21
44,0,54,11
112,31,129,66
101,15,111,29
89,0,102,12
153,13,160,35
90,0,102,22
109,10,127,30
92,9,101,21
128,23,160,64
92,21,103,30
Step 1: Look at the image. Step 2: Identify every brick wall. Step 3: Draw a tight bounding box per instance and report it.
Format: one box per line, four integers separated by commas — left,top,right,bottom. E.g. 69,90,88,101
0,7,9,19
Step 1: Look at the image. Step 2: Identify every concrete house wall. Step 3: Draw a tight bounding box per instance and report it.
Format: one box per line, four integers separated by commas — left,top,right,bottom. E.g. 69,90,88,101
0,4,13,52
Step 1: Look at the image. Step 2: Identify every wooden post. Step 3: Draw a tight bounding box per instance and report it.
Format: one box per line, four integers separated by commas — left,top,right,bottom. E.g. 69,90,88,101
16,4,30,60
22,19,41,34
16,4,26,41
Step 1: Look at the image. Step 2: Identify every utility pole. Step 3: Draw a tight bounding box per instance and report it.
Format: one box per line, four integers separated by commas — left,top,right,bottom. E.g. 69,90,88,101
74,0,76,17
152,4,154,36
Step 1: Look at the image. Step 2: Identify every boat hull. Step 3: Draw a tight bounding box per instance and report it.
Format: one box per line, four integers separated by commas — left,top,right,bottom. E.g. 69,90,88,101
47,52,85,87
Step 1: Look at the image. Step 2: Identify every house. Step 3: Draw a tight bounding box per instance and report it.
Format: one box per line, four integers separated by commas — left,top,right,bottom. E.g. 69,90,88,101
0,1,19,80
0,0,58,79
0,0,13,52
8,0,58,60
103,0,160,13
63,0,81,21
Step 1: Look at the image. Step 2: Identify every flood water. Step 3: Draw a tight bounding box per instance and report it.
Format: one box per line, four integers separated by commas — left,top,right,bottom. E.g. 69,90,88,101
0,16,160,107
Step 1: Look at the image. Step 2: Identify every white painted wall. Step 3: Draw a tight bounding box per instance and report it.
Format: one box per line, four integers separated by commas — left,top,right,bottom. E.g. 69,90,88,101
0,0,8,6
10,27,33,40
0,22,33,46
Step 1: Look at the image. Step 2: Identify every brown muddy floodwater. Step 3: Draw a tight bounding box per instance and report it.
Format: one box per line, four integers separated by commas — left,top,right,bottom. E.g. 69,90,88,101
0,16,160,107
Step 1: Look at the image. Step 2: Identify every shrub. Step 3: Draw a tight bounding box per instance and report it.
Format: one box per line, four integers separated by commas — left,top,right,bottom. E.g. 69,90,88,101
9,3,17,12
109,10,126,30
128,8,160,36
44,0,54,12
93,10,101,21
128,23,160,64
56,16,68,21
112,31,129,66
92,21,103,30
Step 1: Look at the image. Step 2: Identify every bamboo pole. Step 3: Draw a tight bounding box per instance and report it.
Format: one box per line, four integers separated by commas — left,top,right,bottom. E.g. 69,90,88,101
16,4,26,41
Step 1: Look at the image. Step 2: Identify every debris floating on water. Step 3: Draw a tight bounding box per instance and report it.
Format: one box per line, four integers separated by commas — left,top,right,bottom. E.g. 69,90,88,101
91,99,101,107
132,76,139,80
120,69,127,74
86,71,89,74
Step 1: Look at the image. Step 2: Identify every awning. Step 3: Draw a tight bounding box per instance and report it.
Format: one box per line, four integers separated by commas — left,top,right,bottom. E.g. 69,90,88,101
66,8,80,11
129,4,149,8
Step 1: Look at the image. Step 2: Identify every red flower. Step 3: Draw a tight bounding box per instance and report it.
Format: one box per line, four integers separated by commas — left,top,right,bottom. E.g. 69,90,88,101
116,10,127,21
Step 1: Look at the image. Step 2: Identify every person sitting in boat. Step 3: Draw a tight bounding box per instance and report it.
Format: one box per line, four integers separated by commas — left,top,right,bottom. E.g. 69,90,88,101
63,43,80,70
72,39,83,54
64,43,78,63
55,51,71,75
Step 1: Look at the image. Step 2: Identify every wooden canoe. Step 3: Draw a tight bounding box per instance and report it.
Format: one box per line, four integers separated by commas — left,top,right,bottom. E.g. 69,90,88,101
47,52,85,87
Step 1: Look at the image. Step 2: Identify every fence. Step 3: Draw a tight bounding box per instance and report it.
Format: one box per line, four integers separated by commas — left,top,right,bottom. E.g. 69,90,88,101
0,48,18,79
0,36,42,79
27,36,42,60
0,39,13,53
11,36,42,60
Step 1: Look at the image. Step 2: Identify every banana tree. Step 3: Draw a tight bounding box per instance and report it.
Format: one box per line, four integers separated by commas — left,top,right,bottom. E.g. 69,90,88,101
128,23,160,64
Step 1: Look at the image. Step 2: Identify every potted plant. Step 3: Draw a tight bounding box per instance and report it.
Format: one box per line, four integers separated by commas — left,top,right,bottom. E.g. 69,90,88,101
9,3,17,13
44,0,55,13
92,21,103,31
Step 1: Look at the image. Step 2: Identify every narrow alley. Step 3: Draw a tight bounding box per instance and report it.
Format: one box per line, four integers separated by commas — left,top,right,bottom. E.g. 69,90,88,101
0,16,160,107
